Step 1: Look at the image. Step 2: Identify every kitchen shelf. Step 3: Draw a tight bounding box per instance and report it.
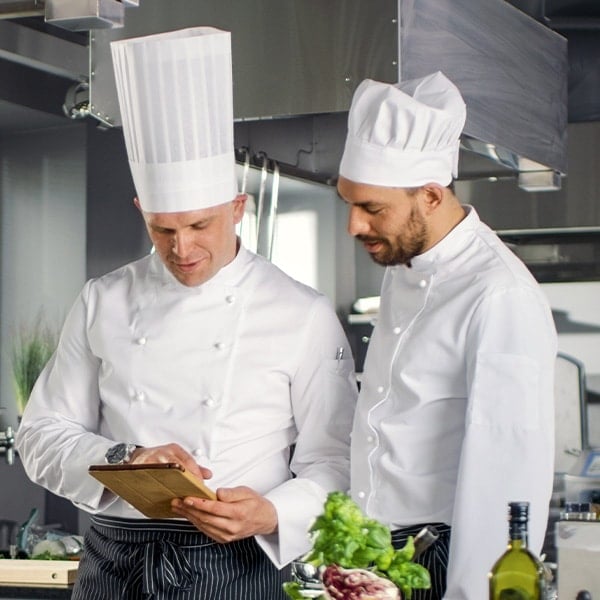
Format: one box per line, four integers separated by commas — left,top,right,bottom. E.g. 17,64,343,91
498,227,600,283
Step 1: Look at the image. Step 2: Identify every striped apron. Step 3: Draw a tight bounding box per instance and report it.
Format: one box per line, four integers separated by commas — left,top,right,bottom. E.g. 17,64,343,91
72,515,289,600
391,523,451,600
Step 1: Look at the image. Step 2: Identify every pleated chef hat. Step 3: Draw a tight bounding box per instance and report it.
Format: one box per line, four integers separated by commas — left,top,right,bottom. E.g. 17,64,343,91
339,71,466,188
111,27,237,213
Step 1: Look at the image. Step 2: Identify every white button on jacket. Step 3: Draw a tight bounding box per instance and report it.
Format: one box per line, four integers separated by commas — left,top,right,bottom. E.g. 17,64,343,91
351,207,557,599
16,245,358,568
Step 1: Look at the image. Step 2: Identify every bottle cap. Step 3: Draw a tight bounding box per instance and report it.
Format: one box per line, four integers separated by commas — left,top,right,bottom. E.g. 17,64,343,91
508,501,529,522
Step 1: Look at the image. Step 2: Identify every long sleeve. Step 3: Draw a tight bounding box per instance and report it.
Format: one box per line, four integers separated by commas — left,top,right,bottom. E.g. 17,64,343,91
349,208,557,599
258,295,358,566
16,281,119,511
16,249,358,570
444,285,557,599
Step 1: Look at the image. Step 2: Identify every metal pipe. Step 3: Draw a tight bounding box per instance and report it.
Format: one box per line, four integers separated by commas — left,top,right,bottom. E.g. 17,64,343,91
0,0,44,19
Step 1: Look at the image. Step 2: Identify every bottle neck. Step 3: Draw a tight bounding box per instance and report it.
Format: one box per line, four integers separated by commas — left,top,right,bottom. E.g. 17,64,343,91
508,521,529,548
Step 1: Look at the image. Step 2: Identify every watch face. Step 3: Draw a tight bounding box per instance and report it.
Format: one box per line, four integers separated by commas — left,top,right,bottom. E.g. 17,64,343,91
106,443,128,464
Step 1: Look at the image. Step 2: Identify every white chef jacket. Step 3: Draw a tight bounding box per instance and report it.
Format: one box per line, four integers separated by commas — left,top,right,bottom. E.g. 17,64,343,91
16,244,358,567
351,206,557,599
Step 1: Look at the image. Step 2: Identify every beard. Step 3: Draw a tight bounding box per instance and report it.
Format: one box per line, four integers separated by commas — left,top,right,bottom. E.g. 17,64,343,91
357,205,428,267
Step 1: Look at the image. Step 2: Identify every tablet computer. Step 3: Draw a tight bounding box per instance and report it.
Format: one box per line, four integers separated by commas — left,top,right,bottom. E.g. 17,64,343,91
88,462,216,519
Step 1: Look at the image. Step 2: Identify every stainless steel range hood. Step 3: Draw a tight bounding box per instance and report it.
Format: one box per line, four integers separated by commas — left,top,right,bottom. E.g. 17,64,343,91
80,0,567,189
399,0,568,189
0,0,569,189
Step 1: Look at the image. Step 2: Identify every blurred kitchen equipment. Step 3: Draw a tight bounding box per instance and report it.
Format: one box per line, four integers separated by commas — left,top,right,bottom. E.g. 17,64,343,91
62,81,90,120
0,424,15,466
564,448,600,510
254,152,269,254
45,0,128,31
557,448,600,597
554,352,589,475
235,150,280,261
0,520,19,558
256,157,279,261
413,525,440,559
557,520,600,598
290,561,323,598
235,148,258,254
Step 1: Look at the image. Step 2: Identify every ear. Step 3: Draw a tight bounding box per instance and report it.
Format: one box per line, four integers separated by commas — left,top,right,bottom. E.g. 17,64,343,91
420,184,444,215
232,193,248,225
133,196,142,212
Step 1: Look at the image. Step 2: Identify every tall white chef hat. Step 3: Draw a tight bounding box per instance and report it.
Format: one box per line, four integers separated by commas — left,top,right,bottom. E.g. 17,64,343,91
111,27,237,213
339,71,466,188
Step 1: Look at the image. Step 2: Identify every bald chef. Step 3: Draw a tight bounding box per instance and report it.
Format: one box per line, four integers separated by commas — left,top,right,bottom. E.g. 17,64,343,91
16,27,357,600
337,72,557,599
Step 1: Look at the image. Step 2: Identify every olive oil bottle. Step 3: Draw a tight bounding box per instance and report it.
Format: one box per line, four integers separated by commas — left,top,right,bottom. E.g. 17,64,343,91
489,501,547,600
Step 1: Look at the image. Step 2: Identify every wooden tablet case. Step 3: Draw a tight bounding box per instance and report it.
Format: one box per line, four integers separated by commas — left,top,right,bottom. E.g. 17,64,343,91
88,462,216,519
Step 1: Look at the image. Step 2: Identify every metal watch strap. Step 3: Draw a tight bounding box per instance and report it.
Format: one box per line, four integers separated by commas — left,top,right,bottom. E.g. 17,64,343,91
105,442,138,465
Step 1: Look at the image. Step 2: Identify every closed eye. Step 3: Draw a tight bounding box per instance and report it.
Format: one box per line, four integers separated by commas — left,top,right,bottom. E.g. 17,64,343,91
361,203,385,215
151,226,174,235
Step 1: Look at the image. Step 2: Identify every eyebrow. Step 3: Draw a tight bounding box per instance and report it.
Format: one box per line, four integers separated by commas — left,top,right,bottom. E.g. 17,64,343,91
150,215,213,231
337,194,384,210
336,191,367,205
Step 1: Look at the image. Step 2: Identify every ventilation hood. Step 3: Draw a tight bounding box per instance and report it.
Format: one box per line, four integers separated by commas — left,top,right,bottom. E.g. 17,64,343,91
398,0,568,189
0,0,569,190
85,0,568,190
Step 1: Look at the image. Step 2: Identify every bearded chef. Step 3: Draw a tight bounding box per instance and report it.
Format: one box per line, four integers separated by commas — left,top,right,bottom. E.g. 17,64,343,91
16,27,357,600
336,72,557,599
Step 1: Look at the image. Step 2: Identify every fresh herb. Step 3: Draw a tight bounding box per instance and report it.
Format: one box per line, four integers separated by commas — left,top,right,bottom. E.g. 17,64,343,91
301,491,430,599
282,582,314,599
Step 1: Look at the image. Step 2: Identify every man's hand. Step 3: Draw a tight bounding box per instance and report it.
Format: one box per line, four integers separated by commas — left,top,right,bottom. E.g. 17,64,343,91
129,443,212,481
170,486,278,543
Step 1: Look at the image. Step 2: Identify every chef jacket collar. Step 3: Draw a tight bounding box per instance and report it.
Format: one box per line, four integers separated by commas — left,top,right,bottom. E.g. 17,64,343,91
406,205,479,274
151,238,253,290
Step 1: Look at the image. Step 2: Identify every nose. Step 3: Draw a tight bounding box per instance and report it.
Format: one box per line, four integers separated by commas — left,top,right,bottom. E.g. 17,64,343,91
347,206,369,237
172,230,194,257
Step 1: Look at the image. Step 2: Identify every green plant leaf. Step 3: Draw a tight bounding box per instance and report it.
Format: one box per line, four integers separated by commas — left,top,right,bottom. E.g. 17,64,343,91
11,315,58,414
299,492,431,597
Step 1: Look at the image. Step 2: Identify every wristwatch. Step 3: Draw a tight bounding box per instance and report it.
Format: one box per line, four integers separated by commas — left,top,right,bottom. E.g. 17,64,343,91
105,442,138,465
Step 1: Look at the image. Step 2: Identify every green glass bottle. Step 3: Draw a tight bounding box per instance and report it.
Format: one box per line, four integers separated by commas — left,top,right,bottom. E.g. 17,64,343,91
489,501,547,600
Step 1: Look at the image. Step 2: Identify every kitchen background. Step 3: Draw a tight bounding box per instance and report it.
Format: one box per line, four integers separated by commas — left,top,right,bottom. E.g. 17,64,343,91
0,0,599,550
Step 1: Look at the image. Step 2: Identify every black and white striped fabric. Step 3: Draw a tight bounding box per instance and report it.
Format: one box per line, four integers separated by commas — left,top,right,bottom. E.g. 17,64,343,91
72,515,289,600
391,523,451,600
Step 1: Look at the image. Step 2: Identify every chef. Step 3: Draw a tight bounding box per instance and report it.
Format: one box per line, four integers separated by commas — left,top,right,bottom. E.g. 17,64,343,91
16,27,357,600
337,72,557,599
